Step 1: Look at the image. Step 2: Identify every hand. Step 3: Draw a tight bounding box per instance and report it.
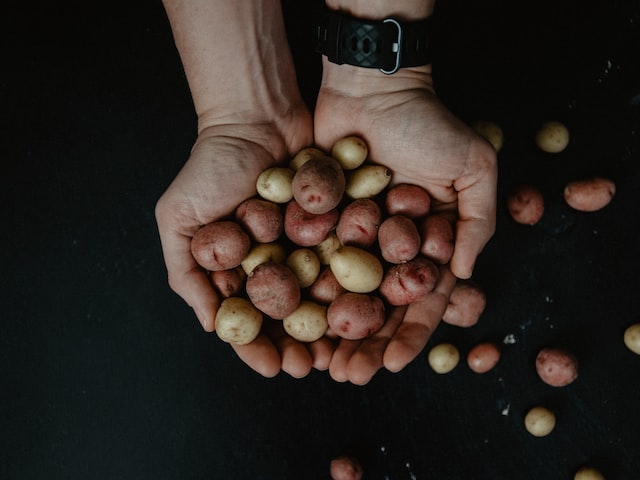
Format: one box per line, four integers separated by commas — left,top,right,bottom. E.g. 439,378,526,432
314,61,497,383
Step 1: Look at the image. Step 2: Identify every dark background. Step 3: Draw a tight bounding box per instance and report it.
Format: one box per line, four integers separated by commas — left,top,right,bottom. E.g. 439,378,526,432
2,1,640,479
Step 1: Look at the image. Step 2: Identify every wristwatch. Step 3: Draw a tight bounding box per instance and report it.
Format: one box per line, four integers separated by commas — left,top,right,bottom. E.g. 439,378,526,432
313,8,431,75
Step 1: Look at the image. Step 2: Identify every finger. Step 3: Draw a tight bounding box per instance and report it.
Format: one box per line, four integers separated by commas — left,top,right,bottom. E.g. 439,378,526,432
329,339,361,383
267,321,313,379
383,266,457,372
307,336,335,371
230,332,282,378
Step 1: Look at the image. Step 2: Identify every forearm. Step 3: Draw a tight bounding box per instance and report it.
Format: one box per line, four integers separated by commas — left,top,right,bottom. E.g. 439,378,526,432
325,0,435,21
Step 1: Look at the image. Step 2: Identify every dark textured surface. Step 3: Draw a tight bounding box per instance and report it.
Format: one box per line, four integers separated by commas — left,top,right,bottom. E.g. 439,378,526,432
2,1,640,479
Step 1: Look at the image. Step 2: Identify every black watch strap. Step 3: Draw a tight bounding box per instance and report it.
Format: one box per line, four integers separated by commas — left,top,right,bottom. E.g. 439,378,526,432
313,9,431,75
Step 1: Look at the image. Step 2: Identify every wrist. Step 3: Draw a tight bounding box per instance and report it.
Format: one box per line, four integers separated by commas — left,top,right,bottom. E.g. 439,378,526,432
324,0,435,22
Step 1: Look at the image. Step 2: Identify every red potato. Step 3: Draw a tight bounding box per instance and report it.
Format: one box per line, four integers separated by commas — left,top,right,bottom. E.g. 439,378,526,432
535,347,578,387
208,266,246,298
308,267,347,304
419,215,454,264
378,215,421,264
442,281,486,327
467,342,501,373
507,185,544,225
330,455,363,480
284,199,339,247
245,262,301,319
191,221,251,272
235,198,283,243
336,198,382,248
564,177,616,212
292,155,346,214
327,293,385,340
384,183,431,218
378,256,440,306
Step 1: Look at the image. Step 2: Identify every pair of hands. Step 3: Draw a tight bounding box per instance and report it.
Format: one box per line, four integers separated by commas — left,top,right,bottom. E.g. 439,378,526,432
155,61,497,385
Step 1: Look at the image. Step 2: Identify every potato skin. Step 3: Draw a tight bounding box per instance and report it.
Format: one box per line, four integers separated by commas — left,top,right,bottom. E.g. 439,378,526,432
330,246,384,293
378,215,421,264
284,200,339,247
235,198,283,243
191,221,251,271
535,120,569,153
214,297,263,345
308,267,347,304
256,167,295,204
330,455,364,480
442,281,486,327
535,347,578,387
283,300,328,342
327,293,385,340
208,266,246,298
384,183,431,218
563,177,615,212
378,256,440,306
507,185,544,225
345,165,392,199
419,215,454,264
336,198,382,248
331,136,368,170
292,155,345,214
467,342,501,373
245,262,301,319
286,248,320,288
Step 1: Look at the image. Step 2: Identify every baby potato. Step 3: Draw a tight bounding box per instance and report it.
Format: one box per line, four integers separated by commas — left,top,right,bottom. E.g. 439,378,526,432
191,221,251,272
419,215,454,264
283,300,328,342
378,215,421,264
241,242,287,275
624,323,640,355
327,292,385,340
214,297,263,345
384,183,431,218
574,466,605,480
330,454,364,480
442,281,486,327
331,136,368,170
471,120,504,152
289,146,325,171
345,165,392,199
245,262,301,319
535,120,570,153
507,185,544,225
208,266,246,298
286,248,321,288
524,406,556,437
330,246,384,293
428,343,460,374
378,256,440,306
284,200,339,247
292,155,345,214
336,198,382,248
235,197,283,243
563,177,616,212
313,232,342,265
467,342,501,373
535,347,578,387
256,166,295,203
308,267,347,304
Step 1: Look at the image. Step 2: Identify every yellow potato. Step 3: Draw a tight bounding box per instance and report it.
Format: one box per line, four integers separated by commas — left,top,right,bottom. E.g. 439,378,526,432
241,242,287,275
624,323,640,355
283,300,328,342
524,406,556,437
574,466,605,480
256,167,295,203
313,232,341,265
344,165,392,199
329,246,384,293
331,136,368,170
535,120,570,153
472,120,504,152
289,147,325,171
286,248,321,288
428,343,460,374
215,297,263,345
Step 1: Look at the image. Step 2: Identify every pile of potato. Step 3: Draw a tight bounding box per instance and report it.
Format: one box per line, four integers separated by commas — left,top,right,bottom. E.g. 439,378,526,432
191,137,452,346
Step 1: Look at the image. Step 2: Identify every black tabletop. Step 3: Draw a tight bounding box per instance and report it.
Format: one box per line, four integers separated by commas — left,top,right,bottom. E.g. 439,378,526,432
3,1,640,479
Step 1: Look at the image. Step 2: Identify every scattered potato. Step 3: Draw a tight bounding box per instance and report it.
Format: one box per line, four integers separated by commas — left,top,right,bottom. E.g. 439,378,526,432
345,165,392,199
330,454,364,480
535,347,579,387
442,281,486,327
563,177,616,212
467,342,501,373
384,183,431,218
191,221,251,272
378,215,421,264
378,257,439,306
292,155,345,214
428,343,460,374
214,297,263,345
286,248,321,288
308,267,347,304
208,266,246,298
235,198,283,243
419,215,454,264
241,242,287,275
524,406,556,437
330,246,384,293
327,292,385,340
284,199,339,247
289,146,325,171
535,120,570,153
331,136,368,170
574,466,606,480
256,166,295,203
245,262,301,319
472,120,504,152
336,198,382,248
283,300,328,342
623,323,640,355
507,185,544,225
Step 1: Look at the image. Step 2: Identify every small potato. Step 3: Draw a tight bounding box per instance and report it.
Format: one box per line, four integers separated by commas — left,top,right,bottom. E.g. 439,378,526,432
283,300,328,342
378,215,421,264
292,155,345,214
472,120,504,152
313,232,342,265
286,248,321,288
524,406,556,437
467,342,501,373
289,146,325,171
241,242,287,275
191,221,251,272
535,347,578,387
428,343,460,374
535,120,570,153
574,466,605,480
384,183,431,218
378,256,440,306
245,262,301,319
208,266,246,298
330,246,384,293
336,198,382,248
327,292,385,340
419,215,454,264
330,455,364,480
442,281,486,327
214,297,263,345
563,177,616,212
308,267,347,304
624,323,640,355
507,185,544,225
345,165,392,199
331,136,368,170
256,167,295,203
235,198,283,243
284,200,339,247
